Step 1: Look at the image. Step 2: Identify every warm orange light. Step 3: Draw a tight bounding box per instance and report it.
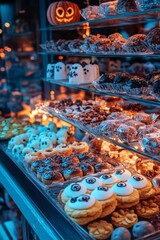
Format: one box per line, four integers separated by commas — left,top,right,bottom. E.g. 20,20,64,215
0,29,2,34
0,53,5,58
58,55,63,60
4,22,10,28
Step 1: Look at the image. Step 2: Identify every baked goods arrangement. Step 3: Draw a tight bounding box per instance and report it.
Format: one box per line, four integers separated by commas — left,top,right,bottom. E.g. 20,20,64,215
40,28,160,54
46,61,100,84
81,0,160,20
43,98,160,158
54,170,160,239
0,117,32,140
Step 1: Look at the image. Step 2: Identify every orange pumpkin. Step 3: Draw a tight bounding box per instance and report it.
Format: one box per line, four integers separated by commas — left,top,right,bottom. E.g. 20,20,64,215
47,1,81,25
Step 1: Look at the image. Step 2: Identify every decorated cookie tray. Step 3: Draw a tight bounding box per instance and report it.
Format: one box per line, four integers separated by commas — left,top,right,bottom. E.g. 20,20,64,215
46,175,160,240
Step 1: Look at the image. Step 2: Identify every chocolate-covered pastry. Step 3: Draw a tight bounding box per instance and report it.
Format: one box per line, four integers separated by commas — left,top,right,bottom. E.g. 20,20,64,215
143,28,160,52
90,37,111,53
146,71,160,85
31,160,43,172
116,0,138,14
151,80,160,100
99,73,116,84
63,166,83,180
79,163,95,176
123,34,147,53
124,75,148,94
94,162,110,172
113,72,131,92
110,37,127,53
42,171,64,185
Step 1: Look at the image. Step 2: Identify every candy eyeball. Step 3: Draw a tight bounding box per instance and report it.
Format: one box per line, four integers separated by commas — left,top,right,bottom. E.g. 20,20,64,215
40,138,53,149
12,144,24,155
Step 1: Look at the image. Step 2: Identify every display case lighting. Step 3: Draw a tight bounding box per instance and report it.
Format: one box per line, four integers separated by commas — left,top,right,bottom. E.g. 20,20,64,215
4,22,10,28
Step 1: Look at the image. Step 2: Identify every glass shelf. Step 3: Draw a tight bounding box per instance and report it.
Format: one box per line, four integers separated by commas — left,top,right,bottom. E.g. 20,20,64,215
3,31,34,38
37,102,160,163
39,7,160,30
38,51,160,58
42,79,160,108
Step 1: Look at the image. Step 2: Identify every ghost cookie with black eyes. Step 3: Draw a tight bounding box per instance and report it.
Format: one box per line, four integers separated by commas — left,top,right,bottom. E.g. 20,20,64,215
114,169,131,181
112,182,139,208
54,62,67,80
100,173,119,187
64,194,102,225
69,64,85,85
91,186,117,217
58,182,87,204
128,174,156,200
82,177,103,192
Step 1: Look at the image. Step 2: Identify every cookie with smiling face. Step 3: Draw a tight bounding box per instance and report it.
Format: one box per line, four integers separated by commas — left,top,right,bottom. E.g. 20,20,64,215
64,194,102,225
112,182,139,208
128,174,156,200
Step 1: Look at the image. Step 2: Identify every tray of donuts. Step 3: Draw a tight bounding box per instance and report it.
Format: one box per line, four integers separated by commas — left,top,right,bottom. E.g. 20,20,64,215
22,141,123,190
47,168,160,240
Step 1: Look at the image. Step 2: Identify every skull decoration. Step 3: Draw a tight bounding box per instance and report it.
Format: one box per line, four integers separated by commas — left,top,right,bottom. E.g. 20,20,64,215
69,63,85,84
40,138,53,149
47,1,80,25
83,64,95,83
46,63,55,79
54,62,67,80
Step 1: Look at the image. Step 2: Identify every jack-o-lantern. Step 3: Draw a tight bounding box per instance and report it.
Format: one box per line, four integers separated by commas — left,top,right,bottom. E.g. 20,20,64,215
47,1,81,25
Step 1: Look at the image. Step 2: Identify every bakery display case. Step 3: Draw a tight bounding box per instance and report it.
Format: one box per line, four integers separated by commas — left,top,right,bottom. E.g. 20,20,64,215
1,0,160,239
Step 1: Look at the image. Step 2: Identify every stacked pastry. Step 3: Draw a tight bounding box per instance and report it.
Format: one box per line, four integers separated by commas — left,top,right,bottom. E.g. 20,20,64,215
58,169,159,239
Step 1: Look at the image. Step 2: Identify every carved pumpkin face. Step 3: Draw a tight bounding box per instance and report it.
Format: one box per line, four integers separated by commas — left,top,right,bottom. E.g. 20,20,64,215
47,1,80,25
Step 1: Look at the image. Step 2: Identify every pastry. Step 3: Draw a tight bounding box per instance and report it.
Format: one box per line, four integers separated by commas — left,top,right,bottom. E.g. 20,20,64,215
100,120,121,138
12,144,24,155
99,1,117,16
89,138,103,152
108,33,123,42
41,171,64,185
152,194,160,206
117,124,137,143
91,186,117,217
24,151,46,164
113,72,131,92
112,182,139,208
111,227,131,240
64,194,102,225
114,169,131,181
123,34,147,53
59,182,87,204
141,133,160,155
136,158,160,178
151,79,160,100
116,0,138,14
43,148,58,157
82,177,103,191
137,125,158,139
63,166,83,180
110,37,127,53
83,64,95,83
136,200,159,218
100,173,119,187
128,174,156,200
143,28,160,52
124,75,148,95
111,209,138,228
72,141,89,153
31,160,43,172
62,155,79,165
40,138,53,149
90,37,111,53
79,163,95,176
55,144,73,156
87,220,113,240
132,221,155,239
94,162,110,173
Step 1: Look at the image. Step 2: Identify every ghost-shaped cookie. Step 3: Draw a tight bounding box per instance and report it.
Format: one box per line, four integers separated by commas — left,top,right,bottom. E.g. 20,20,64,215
69,63,85,84
66,64,72,77
54,62,67,80
83,64,95,83
46,63,55,79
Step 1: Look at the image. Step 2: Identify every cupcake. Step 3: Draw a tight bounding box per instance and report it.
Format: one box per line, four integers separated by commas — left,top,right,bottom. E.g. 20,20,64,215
91,186,117,217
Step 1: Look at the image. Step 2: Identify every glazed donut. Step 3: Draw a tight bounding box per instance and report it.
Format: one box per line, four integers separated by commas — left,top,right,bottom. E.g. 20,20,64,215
72,141,89,153
55,144,73,156
24,151,46,164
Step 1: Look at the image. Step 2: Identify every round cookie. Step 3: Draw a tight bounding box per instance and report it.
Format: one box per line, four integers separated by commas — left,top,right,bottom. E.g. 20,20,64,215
128,174,156,200
136,199,159,218
59,182,87,204
82,177,103,191
91,186,117,217
64,194,102,225
100,173,119,187
114,169,131,181
111,209,138,228
112,182,139,208
87,220,113,240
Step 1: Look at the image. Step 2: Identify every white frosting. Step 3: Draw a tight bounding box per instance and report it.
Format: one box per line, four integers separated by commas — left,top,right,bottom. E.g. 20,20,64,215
28,134,39,142
63,182,87,199
66,64,72,77
112,182,134,196
91,186,114,200
100,174,118,185
22,147,34,155
37,125,48,133
68,194,95,209
114,169,131,181
54,62,67,80
69,64,85,85
40,138,53,149
57,137,67,144
83,64,95,83
26,128,38,135
46,63,54,79
30,140,40,150
82,177,103,190
93,64,100,80
128,174,147,189
56,129,68,138
12,144,24,155
47,132,57,144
